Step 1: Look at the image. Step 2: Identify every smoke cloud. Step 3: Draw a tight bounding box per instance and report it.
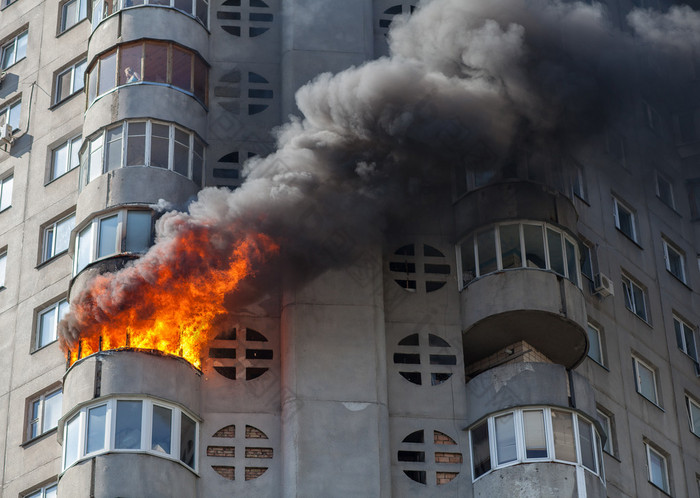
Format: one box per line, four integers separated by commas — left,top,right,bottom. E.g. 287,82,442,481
59,0,700,353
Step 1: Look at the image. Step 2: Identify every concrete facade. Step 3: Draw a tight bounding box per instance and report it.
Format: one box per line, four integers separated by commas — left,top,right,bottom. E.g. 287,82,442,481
0,0,699,497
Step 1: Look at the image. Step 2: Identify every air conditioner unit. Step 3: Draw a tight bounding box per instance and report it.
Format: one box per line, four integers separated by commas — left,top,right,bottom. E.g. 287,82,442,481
0,123,13,146
594,272,614,297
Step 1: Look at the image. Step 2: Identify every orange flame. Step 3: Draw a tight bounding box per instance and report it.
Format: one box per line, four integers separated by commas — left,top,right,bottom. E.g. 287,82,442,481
62,229,278,369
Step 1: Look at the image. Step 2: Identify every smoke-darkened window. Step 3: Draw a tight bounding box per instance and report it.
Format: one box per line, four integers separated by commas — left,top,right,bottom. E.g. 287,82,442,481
79,120,204,189
91,0,208,29
85,41,208,107
74,209,153,275
398,429,461,486
469,407,604,483
458,222,581,289
63,397,199,472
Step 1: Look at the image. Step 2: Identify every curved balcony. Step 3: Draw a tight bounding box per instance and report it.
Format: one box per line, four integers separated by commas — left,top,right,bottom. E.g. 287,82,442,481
466,363,605,498
454,180,578,242
58,350,201,497
461,268,588,369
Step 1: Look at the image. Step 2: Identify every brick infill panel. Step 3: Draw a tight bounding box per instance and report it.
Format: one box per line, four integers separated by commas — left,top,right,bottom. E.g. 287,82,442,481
245,447,273,459
207,445,235,457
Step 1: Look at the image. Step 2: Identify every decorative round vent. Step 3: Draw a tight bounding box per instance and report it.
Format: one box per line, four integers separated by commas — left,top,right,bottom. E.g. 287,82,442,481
214,70,273,115
218,0,274,37
389,244,450,293
209,327,273,381
398,429,462,485
378,4,415,32
208,424,273,481
393,332,457,386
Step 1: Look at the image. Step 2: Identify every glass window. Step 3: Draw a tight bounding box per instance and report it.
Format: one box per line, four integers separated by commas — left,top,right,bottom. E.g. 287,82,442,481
36,299,69,349
523,410,547,459
171,46,192,91
150,123,170,168
115,400,142,449
499,224,521,269
105,125,123,172
86,404,107,453
547,228,565,275
596,409,614,454
27,389,62,440
173,128,190,176
565,239,578,286
1,31,27,70
64,414,80,467
471,420,491,479
51,135,82,180
193,56,207,103
152,405,172,453
687,396,700,438
97,214,119,259
97,50,117,96
578,417,596,472
523,224,546,269
657,173,675,209
76,224,93,273
0,101,21,131
587,323,603,365
192,137,204,186
477,228,497,276
622,274,648,321
663,239,686,283
126,121,147,166
180,413,196,468
60,0,87,31
88,134,104,183
495,413,517,465
0,175,13,211
633,357,658,405
24,483,57,498
125,211,151,253
119,44,143,86
42,213,75,262
87,67,97,104
580,241,593,280
674,315,698,361
460,236,476,286
0,250,6,288
551,410,576,462
646,444,669,493
195,0,208,26
144,43,168,84
613,197,637,242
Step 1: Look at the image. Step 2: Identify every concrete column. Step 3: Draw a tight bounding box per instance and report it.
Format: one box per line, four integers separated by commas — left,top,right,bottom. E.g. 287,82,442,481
280,251,391,497
280,0,374,116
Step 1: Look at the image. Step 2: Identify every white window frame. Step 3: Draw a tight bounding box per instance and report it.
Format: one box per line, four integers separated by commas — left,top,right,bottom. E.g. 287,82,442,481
587,323,604,366
621,274,648,322
0,249,6,288
1,0,18,9
686,396,700,438
42,213,75,263
0,100,21,131
633,356,659,406
74,209,152,274
1,30,27,70
469,407,603,483
26,387,62,441
457,221,582,289
50,135,82,181
60,0,88,32
62,396,199,473
54,59,87,104
674,315,698,362
656,172,675,209
663,238,686,284
22,482,58,498
596,409,614,455
0,174,12,212
35,298,69,350
645,442,670,493
613,196,637,242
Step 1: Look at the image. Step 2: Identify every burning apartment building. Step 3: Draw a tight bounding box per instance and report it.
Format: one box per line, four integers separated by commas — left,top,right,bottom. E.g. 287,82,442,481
1,0,700,496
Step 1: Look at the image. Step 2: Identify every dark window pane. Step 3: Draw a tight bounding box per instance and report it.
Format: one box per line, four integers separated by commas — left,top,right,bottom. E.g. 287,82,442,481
180,413,196,468
402,430,424,443
88,68,97,104
119,44,143,85
398,450,424,462
477,228,497,275
523,224,546,269
192,139,204,186
193,57,207,103
471,421,491,478
115,400,142,449
428,334,449,347
174,0,192,13
173,128,190,177
144,43,168,84
172,47,192,91
398,333,419,346
547,229,565,275
393,353,420,364
152,405,172,454
196,0,208,26
56,70,72,103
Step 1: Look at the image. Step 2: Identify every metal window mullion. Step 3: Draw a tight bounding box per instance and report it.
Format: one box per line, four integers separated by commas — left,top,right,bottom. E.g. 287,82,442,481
168,125,174,171
172,407,182,467
91,217,99,262
572,412,582,466
514,410,525,462
542,223,551,270
518,224,526,268
494,224,503,270
543,407,555,462
143,400,152,452
108,399,116,451
487,417,497,470
473,235,479,278
77,408,87,462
